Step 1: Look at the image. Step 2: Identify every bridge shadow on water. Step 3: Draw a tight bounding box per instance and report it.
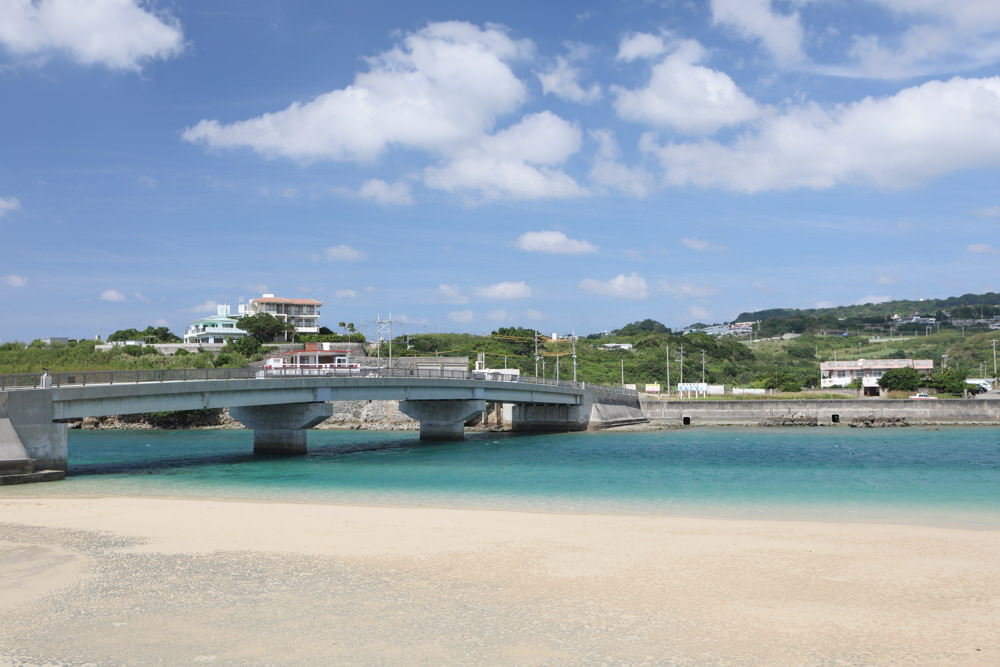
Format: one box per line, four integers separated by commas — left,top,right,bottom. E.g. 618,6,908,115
68,440,424,477
66,432,518,477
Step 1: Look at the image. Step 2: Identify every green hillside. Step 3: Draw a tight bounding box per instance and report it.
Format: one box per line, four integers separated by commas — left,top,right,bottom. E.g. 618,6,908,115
3,292,998,395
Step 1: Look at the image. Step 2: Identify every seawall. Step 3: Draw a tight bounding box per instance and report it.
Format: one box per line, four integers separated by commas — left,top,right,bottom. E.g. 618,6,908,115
640,397,1000,427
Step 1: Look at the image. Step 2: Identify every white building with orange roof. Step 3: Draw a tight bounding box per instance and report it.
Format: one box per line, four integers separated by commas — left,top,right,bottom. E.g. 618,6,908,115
239,293,322,337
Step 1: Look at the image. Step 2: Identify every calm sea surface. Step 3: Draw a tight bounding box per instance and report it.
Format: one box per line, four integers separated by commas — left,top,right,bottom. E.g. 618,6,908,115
8,427,1000,527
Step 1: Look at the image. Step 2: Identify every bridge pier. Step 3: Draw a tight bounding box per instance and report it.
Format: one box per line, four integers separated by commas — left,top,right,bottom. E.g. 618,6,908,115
0,390,68,482
512,402,589,433
398,399,486,440
230,402,332,455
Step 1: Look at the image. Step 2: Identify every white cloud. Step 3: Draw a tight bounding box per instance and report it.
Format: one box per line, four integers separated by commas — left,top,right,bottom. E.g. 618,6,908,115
681,237,722,251
589,129,655,198
183,22,531,163
322,244,367,261
0,196,21,218
333,289,357,299
854,295,892,305
537,51,601,104
183,22,588,203
448,309,476,323
710,0,805,66
394,314,429,326
0,0,184,71
689,305,711,321
844,0,1000,78
473,281,532,299
100,289,128,302
613,40,761,135
644,77,1000,192
485,309,509,321
2,274,28,287
516,230,597,255
971,206,1000,217
874,273,900,285
523,308,544,321
133,292,150,303
657,281,718,298
358,179,414,206
968,243,998,254
423,111,586,201
616,32,668,62
188,300,218,313
437,284,469,304
578,272,648,299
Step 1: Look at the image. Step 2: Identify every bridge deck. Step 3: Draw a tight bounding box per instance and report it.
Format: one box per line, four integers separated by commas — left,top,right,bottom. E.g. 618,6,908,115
46,375,595,420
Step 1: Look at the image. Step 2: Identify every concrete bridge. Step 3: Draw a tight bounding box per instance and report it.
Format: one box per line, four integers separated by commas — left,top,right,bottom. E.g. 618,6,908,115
0,368,645,483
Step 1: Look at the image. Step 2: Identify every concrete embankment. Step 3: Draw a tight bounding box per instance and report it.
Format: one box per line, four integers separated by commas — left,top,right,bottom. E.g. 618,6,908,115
640,397,1000,427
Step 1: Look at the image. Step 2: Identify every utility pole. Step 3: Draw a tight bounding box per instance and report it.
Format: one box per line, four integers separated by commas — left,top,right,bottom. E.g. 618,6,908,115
376,313,393,370
621,358,625,387
993,338,998,387
534,331,539,379
701,350,706,383
678,345,684,385
571,336,577,383
665,343,670,399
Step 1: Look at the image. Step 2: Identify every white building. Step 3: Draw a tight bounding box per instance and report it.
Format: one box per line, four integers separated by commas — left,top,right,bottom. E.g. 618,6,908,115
820,358,933,389
183,305,247,345
239,293,322,337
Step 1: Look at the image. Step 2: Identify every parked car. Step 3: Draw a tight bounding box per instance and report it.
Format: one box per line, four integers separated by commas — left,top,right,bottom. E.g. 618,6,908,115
909,392,937,400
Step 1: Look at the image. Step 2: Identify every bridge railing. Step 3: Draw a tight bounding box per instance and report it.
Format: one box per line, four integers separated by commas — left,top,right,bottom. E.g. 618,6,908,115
257,364,638,396
0,367,256,389
1,365,638,398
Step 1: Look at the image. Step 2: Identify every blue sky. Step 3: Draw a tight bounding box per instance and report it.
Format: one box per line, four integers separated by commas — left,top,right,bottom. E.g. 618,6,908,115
1,0,999,343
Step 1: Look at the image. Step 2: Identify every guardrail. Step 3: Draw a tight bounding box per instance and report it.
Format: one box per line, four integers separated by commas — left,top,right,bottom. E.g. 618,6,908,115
0,365,639,398
0,367,256,389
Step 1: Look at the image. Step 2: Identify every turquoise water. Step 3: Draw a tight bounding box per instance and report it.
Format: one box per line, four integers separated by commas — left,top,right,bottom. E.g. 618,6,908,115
9,427,1000,527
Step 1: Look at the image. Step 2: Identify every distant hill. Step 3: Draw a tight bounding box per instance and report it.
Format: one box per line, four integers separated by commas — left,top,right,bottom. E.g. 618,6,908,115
734,292,1000,337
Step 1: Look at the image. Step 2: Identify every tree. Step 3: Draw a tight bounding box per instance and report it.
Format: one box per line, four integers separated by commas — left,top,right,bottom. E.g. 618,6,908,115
616,319,670,336
878,367,922,392
237,313,292,342
928,367,969,395
107,328,142,342
227,336,263,358
107,326,181,343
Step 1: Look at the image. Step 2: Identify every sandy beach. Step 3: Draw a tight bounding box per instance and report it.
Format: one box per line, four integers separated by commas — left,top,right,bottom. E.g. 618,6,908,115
1,496,998,665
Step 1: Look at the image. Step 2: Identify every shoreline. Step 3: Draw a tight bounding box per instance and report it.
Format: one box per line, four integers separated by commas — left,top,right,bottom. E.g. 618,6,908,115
2,495,999,665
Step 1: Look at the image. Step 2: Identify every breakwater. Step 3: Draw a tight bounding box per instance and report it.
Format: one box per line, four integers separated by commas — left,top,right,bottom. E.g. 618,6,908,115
640,397,1000,427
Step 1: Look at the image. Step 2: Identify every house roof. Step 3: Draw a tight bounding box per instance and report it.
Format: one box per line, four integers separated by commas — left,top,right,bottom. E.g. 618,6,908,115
820,359,934,371
280,349,351,357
